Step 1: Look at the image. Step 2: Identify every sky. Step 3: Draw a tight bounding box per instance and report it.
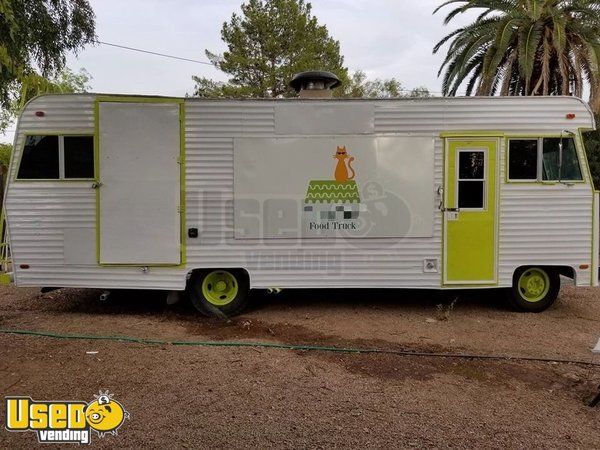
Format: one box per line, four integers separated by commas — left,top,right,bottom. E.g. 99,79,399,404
1,0,479,143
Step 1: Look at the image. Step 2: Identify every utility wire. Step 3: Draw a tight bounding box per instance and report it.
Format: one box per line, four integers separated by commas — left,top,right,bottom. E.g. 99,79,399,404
95,40,441,94
96,40,217,67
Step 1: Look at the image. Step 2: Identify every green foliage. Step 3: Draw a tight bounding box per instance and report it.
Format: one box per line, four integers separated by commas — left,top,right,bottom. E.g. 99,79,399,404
192,0,347,98
433,0,600,112
0,142,11,169
0,67,92,132
0,0,96,127
341,70,431,98
192,1,429,100
583,115,600,189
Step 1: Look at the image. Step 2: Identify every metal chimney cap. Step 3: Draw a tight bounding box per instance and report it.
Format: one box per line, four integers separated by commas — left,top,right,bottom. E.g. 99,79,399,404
289,70,341,92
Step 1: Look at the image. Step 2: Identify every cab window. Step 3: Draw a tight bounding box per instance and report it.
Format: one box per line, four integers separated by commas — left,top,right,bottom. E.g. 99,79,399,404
542,138,582,181
508,139,537,180
508,137,583,182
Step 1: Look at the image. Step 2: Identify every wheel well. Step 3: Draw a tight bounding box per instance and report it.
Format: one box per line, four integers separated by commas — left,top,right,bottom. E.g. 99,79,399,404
186,268,250,285
514,265,575,280
554,266,576,280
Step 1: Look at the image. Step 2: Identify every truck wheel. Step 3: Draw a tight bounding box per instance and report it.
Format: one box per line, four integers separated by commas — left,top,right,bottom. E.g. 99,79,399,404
187,269,249,317
507,267,560,312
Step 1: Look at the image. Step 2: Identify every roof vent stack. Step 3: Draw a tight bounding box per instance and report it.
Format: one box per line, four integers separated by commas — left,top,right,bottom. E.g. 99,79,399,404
289,70,341,99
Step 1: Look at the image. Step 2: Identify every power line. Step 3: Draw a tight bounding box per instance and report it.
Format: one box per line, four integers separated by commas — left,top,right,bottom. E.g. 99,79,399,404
96,40,217,67
95,40,441,94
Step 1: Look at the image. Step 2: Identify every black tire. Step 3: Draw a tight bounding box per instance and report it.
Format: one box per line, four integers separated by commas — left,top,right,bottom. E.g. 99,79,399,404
186,269,250,318
507,267,560,312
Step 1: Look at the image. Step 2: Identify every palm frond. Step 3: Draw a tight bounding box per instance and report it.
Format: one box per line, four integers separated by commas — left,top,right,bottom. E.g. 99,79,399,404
517,21,544,92
433,0,600,111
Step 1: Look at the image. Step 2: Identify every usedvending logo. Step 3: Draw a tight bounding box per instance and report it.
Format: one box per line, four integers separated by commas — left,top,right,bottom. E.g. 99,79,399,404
5,390,130,444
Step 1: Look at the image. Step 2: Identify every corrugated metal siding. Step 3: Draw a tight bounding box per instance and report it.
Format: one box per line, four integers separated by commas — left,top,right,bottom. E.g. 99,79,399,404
4,94,596,290
5,95,186,289
497,138,594,286
373,97,593,133
184,101,442,288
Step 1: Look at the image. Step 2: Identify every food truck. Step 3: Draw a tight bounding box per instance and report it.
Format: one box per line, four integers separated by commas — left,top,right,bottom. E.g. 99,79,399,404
1,71,597,316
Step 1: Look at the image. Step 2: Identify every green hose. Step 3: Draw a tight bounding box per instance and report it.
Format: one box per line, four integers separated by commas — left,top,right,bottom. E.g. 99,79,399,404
0,328,598,367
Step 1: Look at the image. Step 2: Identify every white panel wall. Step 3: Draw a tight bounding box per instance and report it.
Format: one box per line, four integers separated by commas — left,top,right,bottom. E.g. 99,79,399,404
4,94,596,290
497,138,594,286
5,95,187,289
185,101,442,288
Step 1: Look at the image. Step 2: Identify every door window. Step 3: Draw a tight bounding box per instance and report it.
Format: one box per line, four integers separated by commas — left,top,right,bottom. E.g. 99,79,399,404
457,150,485,209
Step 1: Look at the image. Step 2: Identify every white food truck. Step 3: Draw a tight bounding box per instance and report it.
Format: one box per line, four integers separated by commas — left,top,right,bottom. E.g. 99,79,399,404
1,71,597,316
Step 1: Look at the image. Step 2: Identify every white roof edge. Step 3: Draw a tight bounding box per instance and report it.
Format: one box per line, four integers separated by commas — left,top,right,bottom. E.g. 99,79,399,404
23,92,594,103
21,93,596,130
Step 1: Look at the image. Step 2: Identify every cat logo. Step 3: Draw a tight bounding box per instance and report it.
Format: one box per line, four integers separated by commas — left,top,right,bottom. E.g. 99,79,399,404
304,145,363,234
5,390,130,444
333,145,356,182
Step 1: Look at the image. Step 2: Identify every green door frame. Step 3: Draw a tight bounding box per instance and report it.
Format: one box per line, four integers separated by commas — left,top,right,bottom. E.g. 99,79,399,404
94,96,187,267
442,136,500,286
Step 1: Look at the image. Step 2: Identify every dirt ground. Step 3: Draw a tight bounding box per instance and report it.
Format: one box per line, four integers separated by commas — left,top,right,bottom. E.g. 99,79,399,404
0,284,599,449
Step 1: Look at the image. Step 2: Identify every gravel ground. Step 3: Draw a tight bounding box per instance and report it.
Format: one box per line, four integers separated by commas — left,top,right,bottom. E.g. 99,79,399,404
0,284,599,448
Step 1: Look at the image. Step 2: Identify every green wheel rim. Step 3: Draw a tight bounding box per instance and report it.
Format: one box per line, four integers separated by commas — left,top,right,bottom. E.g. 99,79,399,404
518,268,550,303
201,270,239,306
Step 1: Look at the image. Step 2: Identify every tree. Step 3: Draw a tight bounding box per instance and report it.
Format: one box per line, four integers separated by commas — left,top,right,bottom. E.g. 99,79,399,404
0,143,10,168
0,67,92,132
0,0,96,130
584,115,600,188
0,142,11,203
341,71,431,98
192,0,347,98
433,0,600,111
0,66,91,177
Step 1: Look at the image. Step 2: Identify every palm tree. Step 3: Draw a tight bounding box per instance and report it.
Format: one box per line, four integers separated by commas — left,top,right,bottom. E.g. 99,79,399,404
433,0,600,112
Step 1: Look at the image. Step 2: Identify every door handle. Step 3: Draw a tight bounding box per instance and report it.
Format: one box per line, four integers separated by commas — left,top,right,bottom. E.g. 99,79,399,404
437,186,460,213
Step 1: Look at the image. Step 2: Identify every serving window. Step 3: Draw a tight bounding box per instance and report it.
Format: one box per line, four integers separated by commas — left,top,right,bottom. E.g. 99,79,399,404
17,135,94,180
507,137,583,182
